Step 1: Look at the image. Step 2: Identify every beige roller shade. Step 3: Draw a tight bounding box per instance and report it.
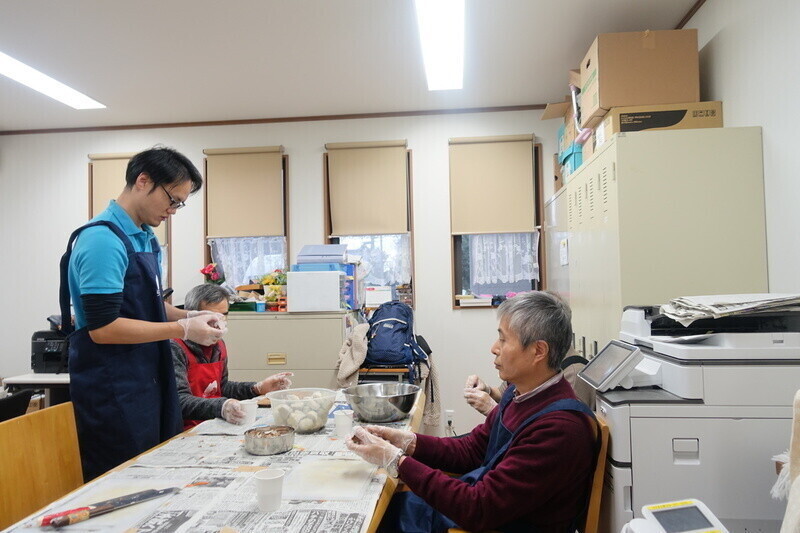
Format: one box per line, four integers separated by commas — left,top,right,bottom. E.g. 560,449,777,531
449,135,535,234
89,154,167,243
326,141,408,236
205,148,285,237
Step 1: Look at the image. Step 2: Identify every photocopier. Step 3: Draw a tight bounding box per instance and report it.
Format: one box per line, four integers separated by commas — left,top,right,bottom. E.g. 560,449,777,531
579,306,800,533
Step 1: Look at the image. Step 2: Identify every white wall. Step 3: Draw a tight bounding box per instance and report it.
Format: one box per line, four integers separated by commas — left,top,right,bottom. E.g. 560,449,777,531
689,0,800,291
0,109,559,433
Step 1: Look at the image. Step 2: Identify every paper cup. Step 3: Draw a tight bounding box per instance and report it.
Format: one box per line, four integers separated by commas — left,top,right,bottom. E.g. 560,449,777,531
334,409,354,437
254,468,285,513
241,399,258,426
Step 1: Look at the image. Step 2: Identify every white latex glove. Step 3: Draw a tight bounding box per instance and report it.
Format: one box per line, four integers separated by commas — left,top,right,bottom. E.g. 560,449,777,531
177,313,226,346
362,425,416,455
465,374,490,394
464,388,498,415
346,426,403,468
254,372,294,395
186,309,216,318
221,398,247,424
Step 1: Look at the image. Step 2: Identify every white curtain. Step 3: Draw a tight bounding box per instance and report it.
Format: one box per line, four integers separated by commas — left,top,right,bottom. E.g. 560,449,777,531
209,236,287,290
469,231,539,286
338,234,411,286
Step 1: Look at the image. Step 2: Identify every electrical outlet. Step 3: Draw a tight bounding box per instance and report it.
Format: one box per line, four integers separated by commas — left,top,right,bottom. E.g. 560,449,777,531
445,409,454,424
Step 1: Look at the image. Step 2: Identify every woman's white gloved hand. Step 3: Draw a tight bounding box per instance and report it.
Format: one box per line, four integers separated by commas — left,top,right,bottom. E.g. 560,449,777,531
361,425,416,455
346,426,403,468
464,388,498,415
254,372,294,395
221,398,246,424
177,313,226,345
465,374,490,394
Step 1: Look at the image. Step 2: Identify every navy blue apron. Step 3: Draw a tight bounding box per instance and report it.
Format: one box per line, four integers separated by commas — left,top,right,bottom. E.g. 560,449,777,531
380,385,596,533
60,220,182,481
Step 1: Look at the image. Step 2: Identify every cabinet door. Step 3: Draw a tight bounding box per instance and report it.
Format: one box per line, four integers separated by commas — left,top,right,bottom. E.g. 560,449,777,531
224,314,345,375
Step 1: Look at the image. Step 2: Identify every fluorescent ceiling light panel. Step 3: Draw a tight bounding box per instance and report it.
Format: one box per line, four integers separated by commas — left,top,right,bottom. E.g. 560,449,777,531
0,51,105,109
414,0,464,91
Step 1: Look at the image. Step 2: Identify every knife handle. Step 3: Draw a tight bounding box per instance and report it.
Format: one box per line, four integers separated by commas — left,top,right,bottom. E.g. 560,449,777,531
50,509,91,528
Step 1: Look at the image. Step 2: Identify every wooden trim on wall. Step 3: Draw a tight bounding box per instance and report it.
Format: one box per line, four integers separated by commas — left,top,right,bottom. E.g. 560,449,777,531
406,149,416,309
323,153,332,243
534,143,546,289
283,154,290,267
1,104,546,137
203,158,211,266
675,0,706,29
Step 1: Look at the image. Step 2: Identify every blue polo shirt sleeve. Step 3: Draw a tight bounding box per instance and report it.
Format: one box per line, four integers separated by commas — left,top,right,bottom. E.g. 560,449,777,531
71,225,128,294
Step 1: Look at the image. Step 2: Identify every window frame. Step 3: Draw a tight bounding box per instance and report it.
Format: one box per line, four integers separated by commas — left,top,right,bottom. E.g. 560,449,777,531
450,142,544,309
323,146,416,309
202,148,290,284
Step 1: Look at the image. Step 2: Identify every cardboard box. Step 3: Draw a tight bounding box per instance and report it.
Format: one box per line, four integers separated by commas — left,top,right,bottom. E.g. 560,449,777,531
580,29,700,128
553,153,563,192
596,101,723,148
544,99,577,155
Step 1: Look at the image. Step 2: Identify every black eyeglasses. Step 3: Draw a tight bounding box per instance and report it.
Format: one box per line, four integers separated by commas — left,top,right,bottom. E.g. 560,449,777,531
160,185,186,209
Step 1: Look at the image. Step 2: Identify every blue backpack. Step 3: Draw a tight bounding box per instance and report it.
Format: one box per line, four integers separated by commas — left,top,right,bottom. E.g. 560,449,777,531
365,301,428,381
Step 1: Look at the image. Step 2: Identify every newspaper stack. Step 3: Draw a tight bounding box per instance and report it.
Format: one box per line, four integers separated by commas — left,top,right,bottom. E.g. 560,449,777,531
661,294,800,327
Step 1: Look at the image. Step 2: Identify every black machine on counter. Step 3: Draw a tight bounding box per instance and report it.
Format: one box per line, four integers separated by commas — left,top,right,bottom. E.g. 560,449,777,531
31,315,68,374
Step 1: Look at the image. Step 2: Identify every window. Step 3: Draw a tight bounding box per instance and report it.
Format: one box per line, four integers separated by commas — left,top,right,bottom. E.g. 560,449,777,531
325,140,414,306
88,153,172,287
203,146,288,291
448,135,541,307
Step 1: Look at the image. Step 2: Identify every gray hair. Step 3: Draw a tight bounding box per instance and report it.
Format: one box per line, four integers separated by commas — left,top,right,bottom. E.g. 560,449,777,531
184,284,230,311
496,291,573,371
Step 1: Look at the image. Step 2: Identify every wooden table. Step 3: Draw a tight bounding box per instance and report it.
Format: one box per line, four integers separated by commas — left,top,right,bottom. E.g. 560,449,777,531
7,391,424,533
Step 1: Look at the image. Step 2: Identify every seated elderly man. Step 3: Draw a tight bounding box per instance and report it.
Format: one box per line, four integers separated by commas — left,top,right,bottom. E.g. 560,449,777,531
347,291,597,532
171,283,292,429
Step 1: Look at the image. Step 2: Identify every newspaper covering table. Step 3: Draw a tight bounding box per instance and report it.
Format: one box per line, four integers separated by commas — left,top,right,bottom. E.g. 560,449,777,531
6,393,419,533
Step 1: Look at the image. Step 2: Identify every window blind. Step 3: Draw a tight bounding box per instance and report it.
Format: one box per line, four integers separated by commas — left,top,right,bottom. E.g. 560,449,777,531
449,134,535,234
204,146,285,237
88,153,167,244
326,140,408,236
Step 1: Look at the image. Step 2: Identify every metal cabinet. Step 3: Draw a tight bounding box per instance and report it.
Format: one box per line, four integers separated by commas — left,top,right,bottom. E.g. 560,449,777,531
223,312,357,389
545,127,768,357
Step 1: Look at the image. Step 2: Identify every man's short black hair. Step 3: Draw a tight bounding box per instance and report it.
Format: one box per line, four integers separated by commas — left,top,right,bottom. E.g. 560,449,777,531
125,146,203,193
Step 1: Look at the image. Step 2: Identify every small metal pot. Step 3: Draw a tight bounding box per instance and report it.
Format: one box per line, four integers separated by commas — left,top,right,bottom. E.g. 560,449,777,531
243,426,295,455
343,382,420,423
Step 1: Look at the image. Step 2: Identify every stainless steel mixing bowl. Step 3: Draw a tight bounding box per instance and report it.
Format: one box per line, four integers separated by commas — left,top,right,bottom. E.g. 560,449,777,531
343,382,420,423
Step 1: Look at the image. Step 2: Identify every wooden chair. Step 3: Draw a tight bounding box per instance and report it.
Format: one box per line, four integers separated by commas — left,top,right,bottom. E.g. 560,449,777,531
448,413,610,533
0,401,84,529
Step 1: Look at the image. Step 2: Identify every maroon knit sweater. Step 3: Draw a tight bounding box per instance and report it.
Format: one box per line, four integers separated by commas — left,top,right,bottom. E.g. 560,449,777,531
398,378,595,532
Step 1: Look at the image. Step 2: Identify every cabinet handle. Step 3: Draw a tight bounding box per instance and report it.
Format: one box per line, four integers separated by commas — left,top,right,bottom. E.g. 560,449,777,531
267,353,287,365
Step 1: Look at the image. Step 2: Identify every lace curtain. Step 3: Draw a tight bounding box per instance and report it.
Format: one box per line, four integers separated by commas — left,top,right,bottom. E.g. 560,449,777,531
160,245,169,289
208,236,287,291
338,234,411,286
469,231,539,286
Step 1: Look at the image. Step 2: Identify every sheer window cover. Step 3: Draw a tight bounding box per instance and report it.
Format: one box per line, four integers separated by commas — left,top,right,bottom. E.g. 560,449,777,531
468,231,539,286
209,236,287,290
338,234,411,287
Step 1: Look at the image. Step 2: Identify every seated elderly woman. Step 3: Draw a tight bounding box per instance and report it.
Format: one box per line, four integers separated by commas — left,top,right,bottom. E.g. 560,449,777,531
347,291,598,533
171,284,292,429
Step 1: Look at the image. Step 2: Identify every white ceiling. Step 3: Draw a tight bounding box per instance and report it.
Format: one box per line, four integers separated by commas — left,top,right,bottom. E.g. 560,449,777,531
0,0,698,133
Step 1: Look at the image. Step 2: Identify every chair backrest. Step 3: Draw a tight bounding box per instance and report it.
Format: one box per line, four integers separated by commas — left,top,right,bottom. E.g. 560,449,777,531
581,413,610,533
0,389,34,422
0,401,84,529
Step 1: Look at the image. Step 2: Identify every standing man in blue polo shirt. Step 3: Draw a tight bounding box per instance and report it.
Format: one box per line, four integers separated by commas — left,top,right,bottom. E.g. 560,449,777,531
60,147,226,480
